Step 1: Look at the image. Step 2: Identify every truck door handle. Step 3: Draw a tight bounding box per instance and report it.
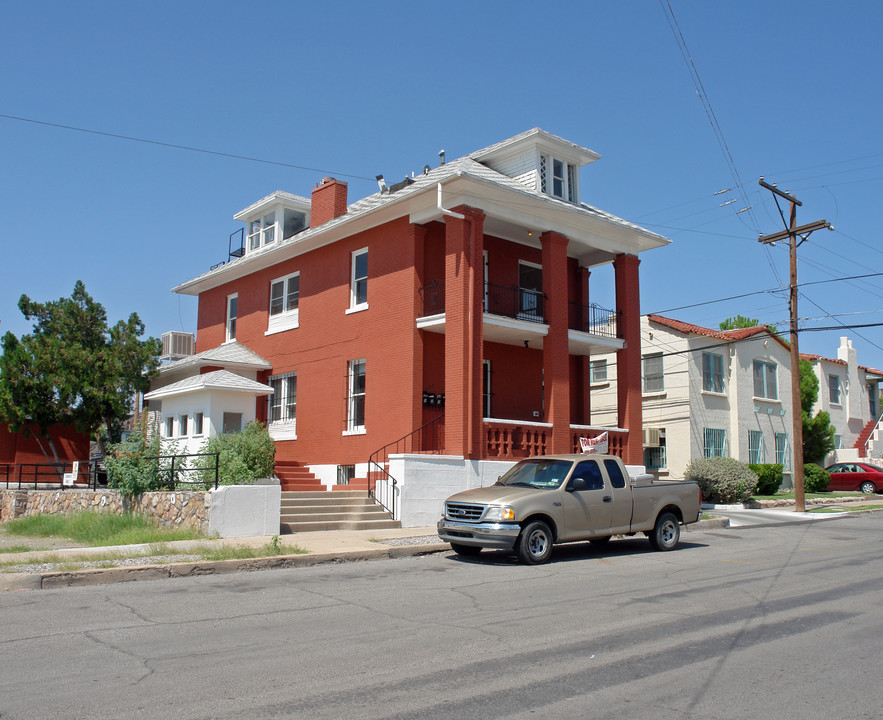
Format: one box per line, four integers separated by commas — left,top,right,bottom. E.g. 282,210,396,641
603,496,612,503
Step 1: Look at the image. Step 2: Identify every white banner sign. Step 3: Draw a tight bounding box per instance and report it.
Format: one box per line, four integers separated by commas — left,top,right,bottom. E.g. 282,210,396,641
579,432,608,454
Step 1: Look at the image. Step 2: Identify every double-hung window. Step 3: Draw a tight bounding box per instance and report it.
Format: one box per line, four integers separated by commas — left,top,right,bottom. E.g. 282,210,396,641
248,212,276,252
702,352,724,393
226,293,238,342
775,433,790,469
748,430,765,464
540,155,578,203
346,359,366,433
828,374,841,404
643,353,664,393
268,373,297,425
753,359,777,400
703,428,728,458
178,414,188,437
349,248,368,311
590,359,608,384
268,272,300,334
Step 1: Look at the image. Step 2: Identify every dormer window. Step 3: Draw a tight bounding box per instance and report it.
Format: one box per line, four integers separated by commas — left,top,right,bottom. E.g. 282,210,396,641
248,212,276,251
540,155,578,203
234,192,311,256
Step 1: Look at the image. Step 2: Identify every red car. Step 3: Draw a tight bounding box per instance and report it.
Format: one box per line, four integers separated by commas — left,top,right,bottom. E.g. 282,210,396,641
824,462,883,494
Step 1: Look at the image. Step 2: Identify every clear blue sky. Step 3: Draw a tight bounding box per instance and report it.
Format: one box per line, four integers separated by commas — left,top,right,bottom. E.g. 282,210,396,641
2,1,882,372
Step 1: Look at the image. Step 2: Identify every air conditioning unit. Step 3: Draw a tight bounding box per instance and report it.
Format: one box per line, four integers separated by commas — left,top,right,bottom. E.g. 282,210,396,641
161,331,195,360
643,427,661,447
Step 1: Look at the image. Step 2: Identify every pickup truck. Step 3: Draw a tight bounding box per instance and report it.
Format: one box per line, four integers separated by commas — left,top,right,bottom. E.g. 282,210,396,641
437,453,701,564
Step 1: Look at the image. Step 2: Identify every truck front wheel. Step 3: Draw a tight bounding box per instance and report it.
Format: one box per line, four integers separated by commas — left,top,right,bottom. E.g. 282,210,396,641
516,520,554,564
649,512,680,551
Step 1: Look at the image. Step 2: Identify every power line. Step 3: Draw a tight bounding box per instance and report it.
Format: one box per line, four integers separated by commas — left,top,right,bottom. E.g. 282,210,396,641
0,113,375,182
650,272,883,314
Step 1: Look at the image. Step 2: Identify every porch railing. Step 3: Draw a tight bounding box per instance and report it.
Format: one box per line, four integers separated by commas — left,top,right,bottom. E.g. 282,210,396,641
368,415,445,517
570,428,628,458
484,421,549,458
568,302,617,338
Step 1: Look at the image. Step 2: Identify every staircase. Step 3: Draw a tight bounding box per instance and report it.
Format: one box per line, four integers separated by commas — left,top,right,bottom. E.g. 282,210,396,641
274,460,325,491
855,416,882,457
279,490,400,533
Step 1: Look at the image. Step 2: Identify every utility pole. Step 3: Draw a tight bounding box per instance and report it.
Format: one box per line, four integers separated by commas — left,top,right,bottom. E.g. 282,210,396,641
757,178,830,512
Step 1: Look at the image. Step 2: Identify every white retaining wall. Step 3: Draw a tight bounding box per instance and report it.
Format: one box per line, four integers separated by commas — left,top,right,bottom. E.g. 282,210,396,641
390,454,517,527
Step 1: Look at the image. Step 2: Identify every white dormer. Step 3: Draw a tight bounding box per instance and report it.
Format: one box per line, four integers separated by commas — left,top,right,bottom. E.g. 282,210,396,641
471,127,601,205
233,191,311,254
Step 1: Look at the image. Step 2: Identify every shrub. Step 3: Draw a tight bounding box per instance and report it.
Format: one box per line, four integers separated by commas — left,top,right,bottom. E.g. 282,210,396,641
105,432,186,498
197,421,276,486
803,463,831,493
748,464,784,495
684,456,758,504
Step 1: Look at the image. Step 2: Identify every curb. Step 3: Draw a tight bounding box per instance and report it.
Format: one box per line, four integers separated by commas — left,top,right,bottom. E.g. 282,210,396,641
0,542,451,592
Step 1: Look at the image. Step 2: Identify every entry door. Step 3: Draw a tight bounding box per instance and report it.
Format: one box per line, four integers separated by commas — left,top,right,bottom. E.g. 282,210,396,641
518,262,543,321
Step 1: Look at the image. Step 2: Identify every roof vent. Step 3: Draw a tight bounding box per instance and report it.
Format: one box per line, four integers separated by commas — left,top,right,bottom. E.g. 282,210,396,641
439,149,445,165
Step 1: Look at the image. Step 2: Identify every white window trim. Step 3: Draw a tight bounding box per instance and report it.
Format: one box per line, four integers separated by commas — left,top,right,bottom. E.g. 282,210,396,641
164,416,174,438
178,414,189,438
346,358,366,434
350,247,368,311
192,411,205,437
266,272,300,335
642,352,665,394
268,372,297,437
225,293,238,343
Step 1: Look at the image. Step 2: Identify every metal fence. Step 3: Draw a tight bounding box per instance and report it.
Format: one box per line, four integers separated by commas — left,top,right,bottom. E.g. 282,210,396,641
0,453,221,491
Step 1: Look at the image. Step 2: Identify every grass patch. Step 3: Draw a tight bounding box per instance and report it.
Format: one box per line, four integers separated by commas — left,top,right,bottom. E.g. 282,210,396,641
195,540,306,562
0,544,47,554
4,511,202,547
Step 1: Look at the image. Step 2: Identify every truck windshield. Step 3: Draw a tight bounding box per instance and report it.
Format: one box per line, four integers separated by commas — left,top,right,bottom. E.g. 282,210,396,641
497,459,574,489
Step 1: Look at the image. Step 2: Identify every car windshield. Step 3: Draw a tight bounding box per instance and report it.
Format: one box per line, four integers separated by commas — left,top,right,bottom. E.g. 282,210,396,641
497,459,574,489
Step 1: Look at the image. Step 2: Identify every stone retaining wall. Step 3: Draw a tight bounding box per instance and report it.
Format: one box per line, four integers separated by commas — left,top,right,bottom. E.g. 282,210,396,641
0,489,210,534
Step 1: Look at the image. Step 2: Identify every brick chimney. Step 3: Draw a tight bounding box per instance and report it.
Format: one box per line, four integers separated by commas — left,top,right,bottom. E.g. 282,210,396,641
310,177,348,228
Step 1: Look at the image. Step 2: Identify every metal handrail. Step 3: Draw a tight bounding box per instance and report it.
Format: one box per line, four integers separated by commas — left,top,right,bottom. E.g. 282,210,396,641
864,412,883,458
367,415,444,518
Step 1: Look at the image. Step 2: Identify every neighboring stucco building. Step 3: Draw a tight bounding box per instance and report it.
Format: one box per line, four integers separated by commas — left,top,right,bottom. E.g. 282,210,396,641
591,315,883,486
147,128,670,520
801,337,883,463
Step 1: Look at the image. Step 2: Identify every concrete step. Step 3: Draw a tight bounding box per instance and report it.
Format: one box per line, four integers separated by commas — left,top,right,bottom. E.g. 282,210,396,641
281,518,402,533
280,510,391,524
281,490,367,500
282,500,377,512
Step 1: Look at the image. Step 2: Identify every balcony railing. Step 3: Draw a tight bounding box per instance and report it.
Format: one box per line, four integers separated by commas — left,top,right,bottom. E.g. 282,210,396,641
485,282,545,324
483,422,628,460
568,301,617,338
419,281,546,324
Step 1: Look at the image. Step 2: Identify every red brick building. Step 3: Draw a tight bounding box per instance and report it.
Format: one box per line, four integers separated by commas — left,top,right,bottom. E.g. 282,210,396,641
150,129,669,519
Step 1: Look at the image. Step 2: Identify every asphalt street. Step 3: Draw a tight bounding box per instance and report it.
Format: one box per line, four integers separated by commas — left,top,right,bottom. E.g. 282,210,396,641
1,513,881,720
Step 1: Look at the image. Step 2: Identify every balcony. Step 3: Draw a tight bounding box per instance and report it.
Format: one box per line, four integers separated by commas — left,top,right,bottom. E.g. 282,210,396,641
417,281,622,354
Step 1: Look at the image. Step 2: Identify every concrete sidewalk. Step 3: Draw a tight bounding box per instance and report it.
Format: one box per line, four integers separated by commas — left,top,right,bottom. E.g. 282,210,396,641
0,526,447,592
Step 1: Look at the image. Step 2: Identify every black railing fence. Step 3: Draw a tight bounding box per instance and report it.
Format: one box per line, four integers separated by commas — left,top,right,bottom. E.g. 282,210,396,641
1,453,221,491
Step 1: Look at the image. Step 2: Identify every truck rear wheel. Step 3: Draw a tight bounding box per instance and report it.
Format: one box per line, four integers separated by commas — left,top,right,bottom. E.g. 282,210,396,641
649,512,680,551
516,520,553,564
450,543,482,557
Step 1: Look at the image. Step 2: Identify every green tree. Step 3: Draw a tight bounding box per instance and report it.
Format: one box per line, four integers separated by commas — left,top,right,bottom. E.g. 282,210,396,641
719,315,760,331
0,281,161,462
799,359,836,464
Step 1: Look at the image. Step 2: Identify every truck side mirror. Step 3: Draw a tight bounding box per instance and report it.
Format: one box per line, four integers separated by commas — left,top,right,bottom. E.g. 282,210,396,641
567,477,587,492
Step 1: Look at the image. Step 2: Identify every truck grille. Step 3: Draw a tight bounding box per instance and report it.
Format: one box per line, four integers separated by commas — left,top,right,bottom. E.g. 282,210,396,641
445,502,485,522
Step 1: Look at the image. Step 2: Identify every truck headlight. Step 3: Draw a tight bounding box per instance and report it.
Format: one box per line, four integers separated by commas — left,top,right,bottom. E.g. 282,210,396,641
484,505,515,521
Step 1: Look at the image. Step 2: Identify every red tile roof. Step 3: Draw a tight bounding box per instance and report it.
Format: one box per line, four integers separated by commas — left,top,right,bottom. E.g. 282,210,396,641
647,314,789,348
